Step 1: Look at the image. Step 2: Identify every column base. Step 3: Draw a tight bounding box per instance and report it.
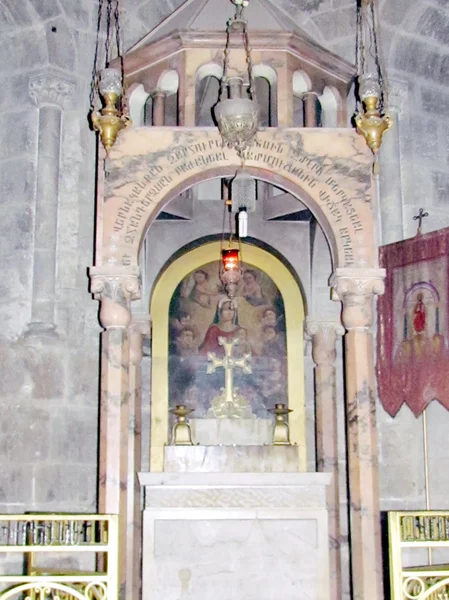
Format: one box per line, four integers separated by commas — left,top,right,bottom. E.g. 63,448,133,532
22,321,59,340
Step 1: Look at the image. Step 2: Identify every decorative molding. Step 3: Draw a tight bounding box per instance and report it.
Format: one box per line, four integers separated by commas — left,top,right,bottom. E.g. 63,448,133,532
29,70,75,108
330,268,386,330
144,487,326,509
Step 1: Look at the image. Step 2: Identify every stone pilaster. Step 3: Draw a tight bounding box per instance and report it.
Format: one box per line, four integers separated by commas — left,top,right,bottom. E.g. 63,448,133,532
127,315,151,600
25,70,75,337
306,319,345,600
89,266,141,600
379,79,408,244
330,267,385,600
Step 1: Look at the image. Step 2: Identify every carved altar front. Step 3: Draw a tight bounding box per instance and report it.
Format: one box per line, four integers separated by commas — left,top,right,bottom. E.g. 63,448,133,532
139,472,331,600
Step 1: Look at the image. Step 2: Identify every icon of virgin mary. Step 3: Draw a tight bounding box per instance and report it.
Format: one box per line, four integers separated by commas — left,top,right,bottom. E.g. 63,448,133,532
198,298,245,355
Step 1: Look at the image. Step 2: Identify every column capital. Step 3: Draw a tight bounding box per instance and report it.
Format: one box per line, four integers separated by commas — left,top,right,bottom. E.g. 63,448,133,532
29,69,75,108
129,314,151,366
129,314,151,337
305,319,345,367
90,266,141,329
151,89,167,98
387,78,409,114
330,268,386,330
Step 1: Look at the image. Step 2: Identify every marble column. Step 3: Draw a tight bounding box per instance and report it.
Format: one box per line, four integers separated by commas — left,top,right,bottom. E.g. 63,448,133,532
152,90,166,126
26,70,75,336
89,266,141,600
330,267,385,600
303,92,319,127
306,319,345,600
127,315,151,600
378,80,408,244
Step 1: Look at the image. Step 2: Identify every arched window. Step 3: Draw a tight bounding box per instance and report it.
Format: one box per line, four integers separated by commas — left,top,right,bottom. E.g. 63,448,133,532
195,75,221,126
157,70,180,126
318,86,341,128
252,65,277,127
128,83,151,127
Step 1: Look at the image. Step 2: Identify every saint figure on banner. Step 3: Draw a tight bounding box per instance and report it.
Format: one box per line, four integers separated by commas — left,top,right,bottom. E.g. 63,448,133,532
413,293,426,334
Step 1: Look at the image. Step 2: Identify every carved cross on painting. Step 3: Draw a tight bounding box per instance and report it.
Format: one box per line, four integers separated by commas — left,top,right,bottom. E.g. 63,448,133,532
168,261,288,425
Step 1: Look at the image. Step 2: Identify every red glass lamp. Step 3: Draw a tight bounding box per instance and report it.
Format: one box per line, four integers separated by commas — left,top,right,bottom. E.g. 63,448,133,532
220,247,242,299
221,248,240,271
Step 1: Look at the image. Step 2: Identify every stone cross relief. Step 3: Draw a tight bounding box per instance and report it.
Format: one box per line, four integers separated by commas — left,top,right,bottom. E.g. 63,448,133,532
207,336,254,419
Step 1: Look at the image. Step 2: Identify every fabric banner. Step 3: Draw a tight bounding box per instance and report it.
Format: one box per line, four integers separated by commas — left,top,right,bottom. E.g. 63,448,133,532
377,227,449,417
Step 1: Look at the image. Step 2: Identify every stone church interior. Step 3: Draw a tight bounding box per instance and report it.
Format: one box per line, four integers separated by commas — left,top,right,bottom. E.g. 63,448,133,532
1,0,449,599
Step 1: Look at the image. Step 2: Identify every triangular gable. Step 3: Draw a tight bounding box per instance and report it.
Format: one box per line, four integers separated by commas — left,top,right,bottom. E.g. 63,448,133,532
129,0,316,52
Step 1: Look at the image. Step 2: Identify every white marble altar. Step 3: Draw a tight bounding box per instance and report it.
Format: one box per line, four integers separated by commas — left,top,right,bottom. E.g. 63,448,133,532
189,418,273,445
164,445,301,473
139,473,331,600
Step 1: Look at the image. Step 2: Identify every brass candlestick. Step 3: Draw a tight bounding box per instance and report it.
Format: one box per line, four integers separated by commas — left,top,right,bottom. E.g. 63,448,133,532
268,403,293,445
169,405,194,446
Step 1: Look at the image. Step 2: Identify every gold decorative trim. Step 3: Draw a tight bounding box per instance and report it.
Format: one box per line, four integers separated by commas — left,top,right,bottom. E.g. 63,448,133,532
149,241,306,471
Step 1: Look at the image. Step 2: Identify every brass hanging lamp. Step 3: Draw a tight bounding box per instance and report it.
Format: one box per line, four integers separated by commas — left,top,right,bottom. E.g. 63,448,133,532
354,0,392,154
89,0,131,155
214,0,259,159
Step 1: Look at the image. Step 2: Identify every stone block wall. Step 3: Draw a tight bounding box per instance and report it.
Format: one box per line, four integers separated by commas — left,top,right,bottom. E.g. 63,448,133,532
0,0,448,551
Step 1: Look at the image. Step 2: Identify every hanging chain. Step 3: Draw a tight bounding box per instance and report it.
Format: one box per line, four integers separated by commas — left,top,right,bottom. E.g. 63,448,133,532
370,0,387,113
113,0,128,113
220,20,232,102
220,1,254,102
89,0,128,112
89,0,105,109
104,0,112,66
355,0,364,114
243,22,254,100
228,198,234,245
355,0,364,80
356,0,387,114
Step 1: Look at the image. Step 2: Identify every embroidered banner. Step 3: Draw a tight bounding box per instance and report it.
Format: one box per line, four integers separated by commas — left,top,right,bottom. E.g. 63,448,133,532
377,227,449,417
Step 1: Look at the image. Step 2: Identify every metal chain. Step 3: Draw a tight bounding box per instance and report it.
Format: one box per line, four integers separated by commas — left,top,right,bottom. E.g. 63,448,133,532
220,2,254,102
220,20,232,102
89,0,105,109
355,0,364,79
356,0,386,114
228,199,234,245
114,0,128,113
105,0,112,65
243,23,254,100
370,0,387,113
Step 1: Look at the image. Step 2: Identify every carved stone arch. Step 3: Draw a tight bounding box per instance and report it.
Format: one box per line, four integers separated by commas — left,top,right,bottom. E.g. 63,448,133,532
99,127,376,273
149,240,307,471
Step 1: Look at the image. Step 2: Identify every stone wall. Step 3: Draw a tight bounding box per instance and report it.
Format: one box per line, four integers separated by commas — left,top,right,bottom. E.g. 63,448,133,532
0,0,448,550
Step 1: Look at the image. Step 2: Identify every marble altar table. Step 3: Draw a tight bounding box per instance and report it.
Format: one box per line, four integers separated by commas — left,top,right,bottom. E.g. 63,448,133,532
139,472,331,600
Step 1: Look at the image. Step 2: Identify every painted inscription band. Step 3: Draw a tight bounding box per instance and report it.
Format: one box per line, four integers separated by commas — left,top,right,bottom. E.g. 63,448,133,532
105,132,373,268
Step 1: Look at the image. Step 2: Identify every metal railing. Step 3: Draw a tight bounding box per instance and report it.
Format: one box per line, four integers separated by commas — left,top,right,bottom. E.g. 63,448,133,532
0,514,118,600
389,511,449,600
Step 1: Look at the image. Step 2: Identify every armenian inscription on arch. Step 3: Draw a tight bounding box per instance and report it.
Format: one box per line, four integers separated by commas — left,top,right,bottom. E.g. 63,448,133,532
102,128,375,269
